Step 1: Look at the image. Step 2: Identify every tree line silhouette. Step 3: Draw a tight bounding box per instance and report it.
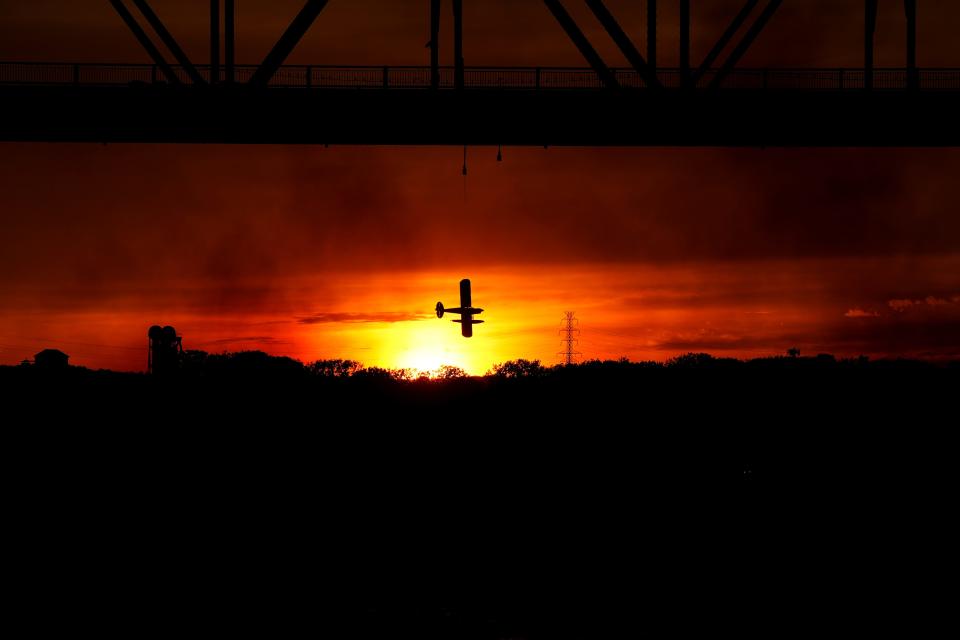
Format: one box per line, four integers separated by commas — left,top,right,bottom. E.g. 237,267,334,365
5,348,956,489
5,347,955,638
11,346,946,380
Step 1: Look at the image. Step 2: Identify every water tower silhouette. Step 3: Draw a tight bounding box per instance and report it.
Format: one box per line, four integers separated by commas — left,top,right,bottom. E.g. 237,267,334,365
148,325,182,376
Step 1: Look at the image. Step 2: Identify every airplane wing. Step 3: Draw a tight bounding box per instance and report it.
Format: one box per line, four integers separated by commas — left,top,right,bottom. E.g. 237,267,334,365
460,279,472,308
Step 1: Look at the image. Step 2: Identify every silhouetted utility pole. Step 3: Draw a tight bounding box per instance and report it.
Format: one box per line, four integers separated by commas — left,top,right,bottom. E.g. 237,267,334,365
558,311,581,366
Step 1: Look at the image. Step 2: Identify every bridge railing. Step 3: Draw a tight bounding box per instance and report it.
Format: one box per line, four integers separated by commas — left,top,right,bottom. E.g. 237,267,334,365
2,62,959,90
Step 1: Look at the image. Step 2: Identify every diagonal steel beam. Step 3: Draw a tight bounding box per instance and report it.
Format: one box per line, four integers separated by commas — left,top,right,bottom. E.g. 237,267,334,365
692,0,760,86
249,0,330,87
584,0,661,88
132,0,205,84
542,0,620,89
108,0,180,84
708,0,784,90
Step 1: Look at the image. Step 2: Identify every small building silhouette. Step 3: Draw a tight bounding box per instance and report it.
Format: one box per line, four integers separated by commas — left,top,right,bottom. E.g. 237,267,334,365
34,349,69,370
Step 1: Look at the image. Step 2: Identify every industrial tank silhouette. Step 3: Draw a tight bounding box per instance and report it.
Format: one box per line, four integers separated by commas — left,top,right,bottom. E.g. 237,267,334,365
34,349,69,370
148,325,182,376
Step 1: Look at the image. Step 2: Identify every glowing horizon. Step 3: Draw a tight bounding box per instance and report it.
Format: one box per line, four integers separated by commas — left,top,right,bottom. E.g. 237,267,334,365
3,258,958,374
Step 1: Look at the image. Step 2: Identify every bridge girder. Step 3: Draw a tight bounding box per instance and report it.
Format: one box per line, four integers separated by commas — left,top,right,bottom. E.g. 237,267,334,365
2,84,958,147
866,1,920,91
105,0,928,96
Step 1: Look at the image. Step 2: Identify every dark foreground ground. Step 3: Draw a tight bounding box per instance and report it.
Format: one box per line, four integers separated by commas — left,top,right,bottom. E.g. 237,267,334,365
3,355,957,636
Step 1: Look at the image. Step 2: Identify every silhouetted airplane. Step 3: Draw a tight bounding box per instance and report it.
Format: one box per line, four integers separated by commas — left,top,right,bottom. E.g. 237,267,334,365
436,279,484,337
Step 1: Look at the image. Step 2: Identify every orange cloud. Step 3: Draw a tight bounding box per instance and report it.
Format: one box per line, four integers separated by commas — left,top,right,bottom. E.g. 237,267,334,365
298,312,432,324
845,309,880,318
889,295,959,312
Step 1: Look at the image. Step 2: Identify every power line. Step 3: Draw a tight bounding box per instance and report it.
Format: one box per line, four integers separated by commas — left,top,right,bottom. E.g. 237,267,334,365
558,311,581,365
0,334,141,351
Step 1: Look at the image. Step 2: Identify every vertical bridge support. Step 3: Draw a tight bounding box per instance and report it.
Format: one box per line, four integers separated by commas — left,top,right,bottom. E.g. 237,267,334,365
680,0,690,88
210,0,220,84
430,0,441,89
225,0,235,83
647,0,657,71
865,0,878,90
866,0,918,91
453,0,464,90
905,0,918,90
427,0,466,90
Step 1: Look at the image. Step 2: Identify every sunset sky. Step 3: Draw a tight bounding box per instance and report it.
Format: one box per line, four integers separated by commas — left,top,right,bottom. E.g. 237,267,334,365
2,1,959,373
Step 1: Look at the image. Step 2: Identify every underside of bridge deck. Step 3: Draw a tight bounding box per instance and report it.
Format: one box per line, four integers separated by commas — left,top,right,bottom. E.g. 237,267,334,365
2,85,958,147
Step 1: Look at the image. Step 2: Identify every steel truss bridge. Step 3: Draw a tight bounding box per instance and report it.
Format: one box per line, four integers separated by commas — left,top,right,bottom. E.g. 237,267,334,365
1,0,957,146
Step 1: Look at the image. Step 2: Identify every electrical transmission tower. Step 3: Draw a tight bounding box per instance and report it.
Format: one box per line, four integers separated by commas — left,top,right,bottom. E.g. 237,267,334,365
558,311,581,366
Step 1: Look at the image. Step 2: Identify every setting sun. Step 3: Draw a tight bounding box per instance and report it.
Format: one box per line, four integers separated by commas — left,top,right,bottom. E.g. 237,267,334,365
370,317,477,375
403,350,446,374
